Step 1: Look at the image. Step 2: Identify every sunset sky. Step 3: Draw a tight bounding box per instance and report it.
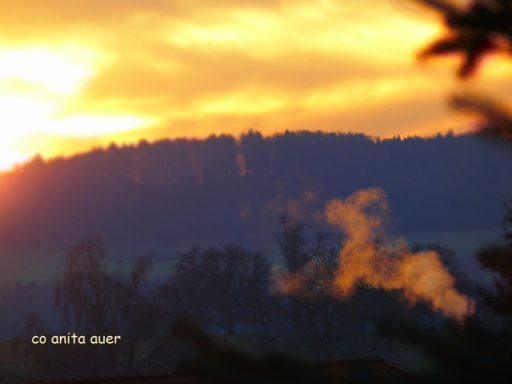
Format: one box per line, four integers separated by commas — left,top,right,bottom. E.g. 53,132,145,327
1,0,512,170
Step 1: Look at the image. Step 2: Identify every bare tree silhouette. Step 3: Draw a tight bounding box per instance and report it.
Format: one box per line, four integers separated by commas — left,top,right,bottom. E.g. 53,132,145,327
161,244,271,338
51,235,163,377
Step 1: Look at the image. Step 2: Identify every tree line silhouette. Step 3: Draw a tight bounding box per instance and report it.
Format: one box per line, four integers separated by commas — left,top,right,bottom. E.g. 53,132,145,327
0,131,511,255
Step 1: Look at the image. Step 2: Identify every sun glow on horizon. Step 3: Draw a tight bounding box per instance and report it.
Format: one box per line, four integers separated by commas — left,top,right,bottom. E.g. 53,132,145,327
0,145,30,171
0,46,153,170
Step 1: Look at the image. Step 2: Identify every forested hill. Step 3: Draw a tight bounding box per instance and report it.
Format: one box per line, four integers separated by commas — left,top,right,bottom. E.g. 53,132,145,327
1,131,511,252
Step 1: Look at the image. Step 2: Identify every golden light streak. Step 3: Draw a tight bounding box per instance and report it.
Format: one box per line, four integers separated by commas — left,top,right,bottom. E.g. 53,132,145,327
0,47,96,94
198,91,286,115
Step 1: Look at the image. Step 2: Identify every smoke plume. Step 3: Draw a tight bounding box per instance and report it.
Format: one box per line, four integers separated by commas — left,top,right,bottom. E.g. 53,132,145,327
274,188,475,322
325,188,474,322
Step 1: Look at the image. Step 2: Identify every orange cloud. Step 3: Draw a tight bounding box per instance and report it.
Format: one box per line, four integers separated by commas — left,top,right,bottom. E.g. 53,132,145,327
0,0,511,170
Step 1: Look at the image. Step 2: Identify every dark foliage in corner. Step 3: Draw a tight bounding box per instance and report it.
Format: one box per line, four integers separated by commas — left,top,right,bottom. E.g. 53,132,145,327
449,93,512,141
382,319,512,383
417,0,512,140
172,320,410,384
416,0,512,78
